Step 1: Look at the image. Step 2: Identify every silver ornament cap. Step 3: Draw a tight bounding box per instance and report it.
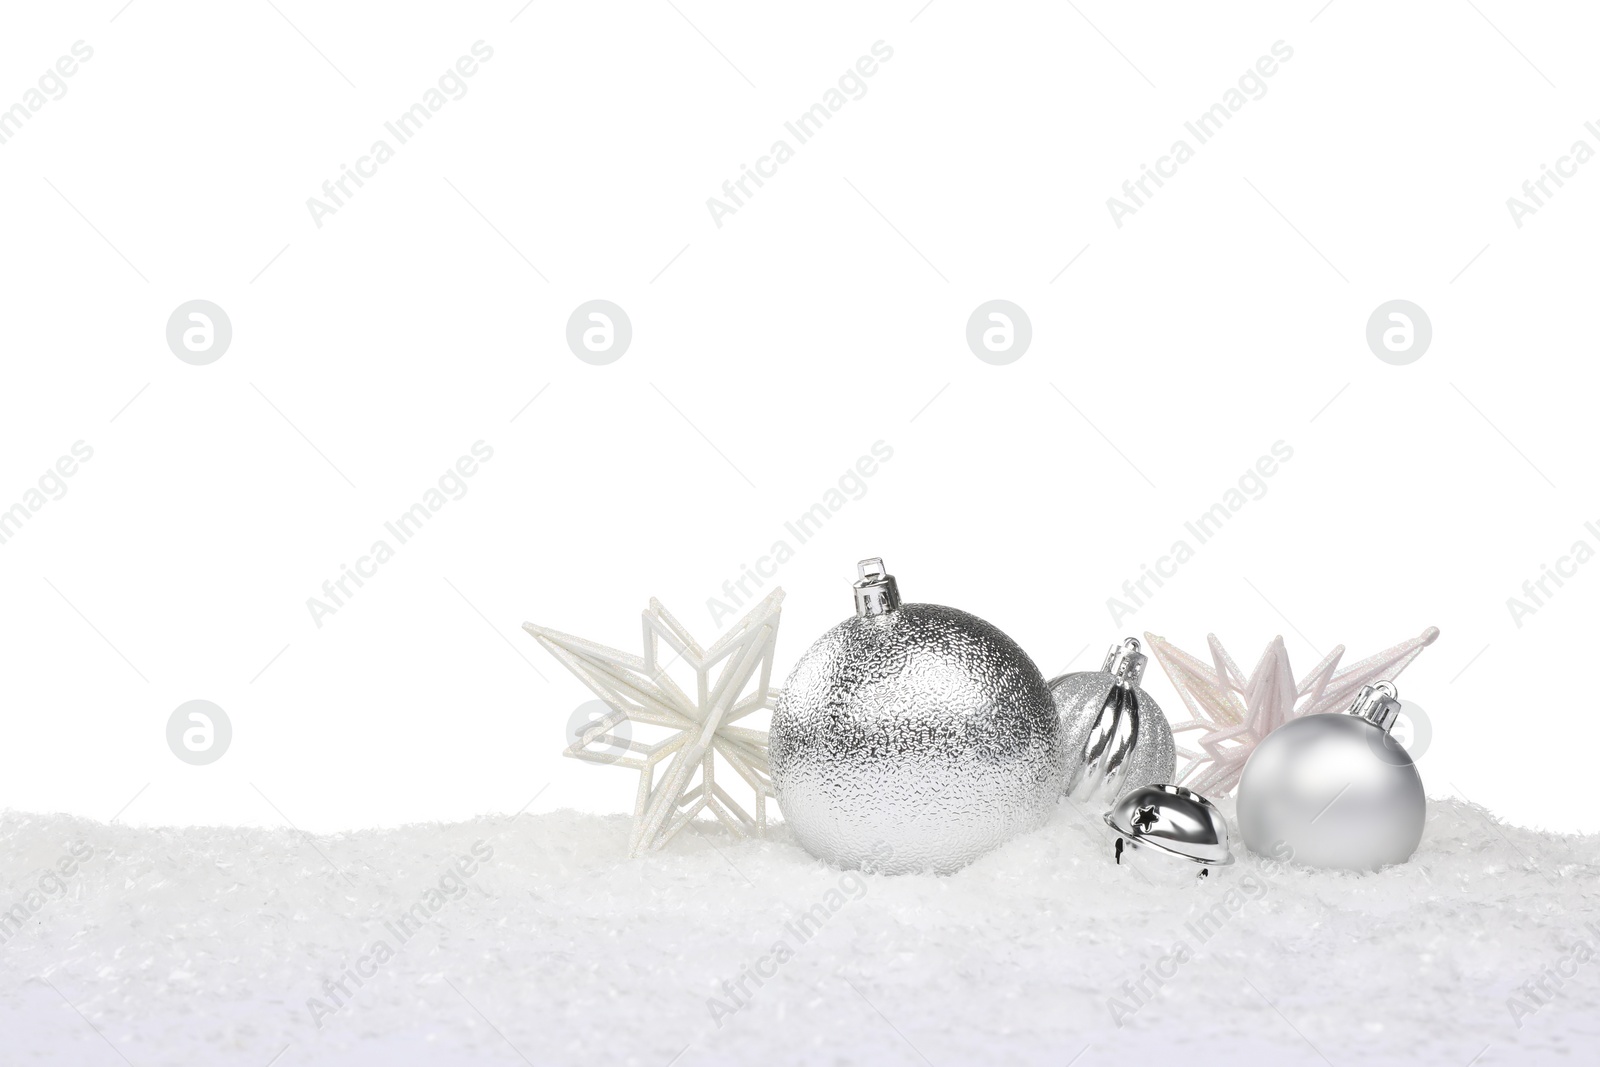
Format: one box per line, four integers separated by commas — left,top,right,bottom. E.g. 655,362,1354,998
1050,637,1176,809
1106,784,1234,878
1237,680,1426,871
1348,679,1402,731
852,557,900,616
771,558,1066,875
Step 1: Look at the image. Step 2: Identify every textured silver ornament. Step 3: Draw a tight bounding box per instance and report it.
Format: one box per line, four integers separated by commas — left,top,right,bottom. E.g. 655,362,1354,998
1050,638,1176,809
770,558,1065,874
1106,784,1233,880
1237,681,1426,870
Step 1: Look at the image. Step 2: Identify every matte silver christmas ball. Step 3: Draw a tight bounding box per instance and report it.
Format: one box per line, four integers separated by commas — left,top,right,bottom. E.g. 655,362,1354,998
1049,638,1175,808
1237,681,1426,870
770,558,1065,875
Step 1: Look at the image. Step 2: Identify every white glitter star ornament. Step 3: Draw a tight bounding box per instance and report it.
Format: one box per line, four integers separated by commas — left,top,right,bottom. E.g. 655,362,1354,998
1143,627,1438,797
524,589,783,856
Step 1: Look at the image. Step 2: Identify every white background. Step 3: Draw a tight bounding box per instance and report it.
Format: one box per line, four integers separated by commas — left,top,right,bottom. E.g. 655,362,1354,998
2,0,1595,835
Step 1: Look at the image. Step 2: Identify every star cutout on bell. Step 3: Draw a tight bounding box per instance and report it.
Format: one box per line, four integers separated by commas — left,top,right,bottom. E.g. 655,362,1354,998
1131,805,1161,834
524,589,783,857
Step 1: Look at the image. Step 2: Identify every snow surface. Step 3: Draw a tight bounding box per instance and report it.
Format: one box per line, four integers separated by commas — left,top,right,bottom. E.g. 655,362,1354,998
1,798,1597,1066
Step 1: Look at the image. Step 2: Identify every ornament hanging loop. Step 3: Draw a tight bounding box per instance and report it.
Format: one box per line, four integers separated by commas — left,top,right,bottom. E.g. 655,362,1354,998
1347,680,1403,733
853,557,901,617
1101,636,1148,686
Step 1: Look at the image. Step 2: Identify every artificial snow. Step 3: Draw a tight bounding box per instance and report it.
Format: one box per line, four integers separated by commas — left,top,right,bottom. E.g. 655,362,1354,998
1,798,1596,1065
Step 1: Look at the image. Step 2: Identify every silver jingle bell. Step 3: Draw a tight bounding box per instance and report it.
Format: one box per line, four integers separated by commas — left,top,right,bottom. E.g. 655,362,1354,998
1237,680,1426,871
770,558,1065,875
1106,784,1234,881
1050,638,1176,808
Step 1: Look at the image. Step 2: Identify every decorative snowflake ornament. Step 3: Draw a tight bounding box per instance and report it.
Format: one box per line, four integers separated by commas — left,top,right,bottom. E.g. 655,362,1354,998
524,589,782,856
1143,627,1439,796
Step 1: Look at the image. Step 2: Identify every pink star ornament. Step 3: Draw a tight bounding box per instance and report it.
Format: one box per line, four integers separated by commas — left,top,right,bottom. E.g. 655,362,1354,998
1143,626,1439,796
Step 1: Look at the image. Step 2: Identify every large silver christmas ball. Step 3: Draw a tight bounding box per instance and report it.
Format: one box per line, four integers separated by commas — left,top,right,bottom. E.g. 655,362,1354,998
1237,682,1426,870
770,559,1065,874
1050,638,1175,808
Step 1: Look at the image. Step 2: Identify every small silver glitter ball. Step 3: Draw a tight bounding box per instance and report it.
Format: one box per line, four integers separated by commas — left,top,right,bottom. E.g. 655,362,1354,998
1237,681,1426,870
1049,638,1175,808
770,558,1065,874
